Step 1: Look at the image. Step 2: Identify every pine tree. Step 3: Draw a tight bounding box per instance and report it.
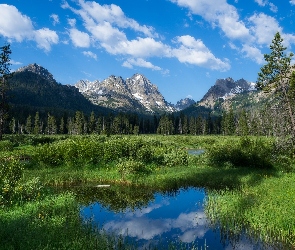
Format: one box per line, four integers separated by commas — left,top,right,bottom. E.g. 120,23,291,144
257,32,295,141
88,111,96,134
237,109,249,136
9,117,16,134
59,117,65,134
33,112,40,134
189,117,196,135
0,44,12,140
46,113,57,135
25,115,32,134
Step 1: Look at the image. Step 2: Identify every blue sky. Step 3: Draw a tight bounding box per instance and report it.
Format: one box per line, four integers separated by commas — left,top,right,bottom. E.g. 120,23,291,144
1,0,295,104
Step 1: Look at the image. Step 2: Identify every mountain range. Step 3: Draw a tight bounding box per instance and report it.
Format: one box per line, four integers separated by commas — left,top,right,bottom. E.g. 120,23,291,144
8,63,258,118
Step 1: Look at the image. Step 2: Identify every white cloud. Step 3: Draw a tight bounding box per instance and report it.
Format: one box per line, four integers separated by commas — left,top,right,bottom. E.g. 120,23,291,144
10,60,22,65
64,0,230,72
170,0,250,40
114,38,171,58
291,0,295,5
241,44,264,64
172,35,230,71
255,0,268,6
0,4,58,51
69,28,90,47
248,13,282,45
122,58,162,71
50,14,59,26
76,0,157,38
0,4,33,42
67,18,76,27
82,51,97,60
34,28,59,51
269,3,278,13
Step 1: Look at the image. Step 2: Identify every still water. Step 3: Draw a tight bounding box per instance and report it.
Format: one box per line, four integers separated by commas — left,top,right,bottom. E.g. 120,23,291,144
81,187,271,249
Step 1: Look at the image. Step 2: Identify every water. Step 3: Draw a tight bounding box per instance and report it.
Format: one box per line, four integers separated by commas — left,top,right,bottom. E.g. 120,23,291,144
80,187,271,249
187,149,205,156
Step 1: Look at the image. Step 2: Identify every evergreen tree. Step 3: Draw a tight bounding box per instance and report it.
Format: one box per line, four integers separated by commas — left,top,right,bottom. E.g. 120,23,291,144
73,111,84,135
0,44,12,140
88,111,96,134
237,109,249,136
46,113,57,134
189,117,196,135
59,117,65,134
25,115,32,134
183,115,189,134
9,117,16,134
257,32,295,141
196,116,203,135
33,112,40,134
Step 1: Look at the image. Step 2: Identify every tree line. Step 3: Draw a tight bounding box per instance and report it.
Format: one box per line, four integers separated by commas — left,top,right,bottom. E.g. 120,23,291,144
2,105,288,137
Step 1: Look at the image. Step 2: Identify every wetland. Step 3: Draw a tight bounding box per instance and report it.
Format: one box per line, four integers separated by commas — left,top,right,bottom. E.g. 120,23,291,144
1,135,295,249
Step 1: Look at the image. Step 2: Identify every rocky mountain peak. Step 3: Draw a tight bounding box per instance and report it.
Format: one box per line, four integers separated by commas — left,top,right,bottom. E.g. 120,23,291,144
75,74,175,114
175,98,196,111
16,63,55,83
198,77,256,109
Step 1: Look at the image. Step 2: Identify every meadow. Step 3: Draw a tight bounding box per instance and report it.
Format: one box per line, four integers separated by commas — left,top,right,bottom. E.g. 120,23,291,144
1,134,295,249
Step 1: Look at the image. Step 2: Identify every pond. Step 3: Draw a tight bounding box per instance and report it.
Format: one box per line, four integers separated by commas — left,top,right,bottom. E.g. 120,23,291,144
80,186,273,249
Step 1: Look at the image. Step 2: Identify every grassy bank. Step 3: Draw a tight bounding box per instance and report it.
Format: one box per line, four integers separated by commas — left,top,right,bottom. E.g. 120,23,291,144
1,134,295,248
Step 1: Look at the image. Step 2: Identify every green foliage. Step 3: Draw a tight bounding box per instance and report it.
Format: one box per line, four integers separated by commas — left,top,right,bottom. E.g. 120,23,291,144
117,159,150,179
208,137,274,169
0,140,13,151
0,158,23,206
33,135,189,169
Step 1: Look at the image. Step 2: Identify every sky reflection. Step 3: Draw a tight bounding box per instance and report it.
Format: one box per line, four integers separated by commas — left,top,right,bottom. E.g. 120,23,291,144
81,187,272,249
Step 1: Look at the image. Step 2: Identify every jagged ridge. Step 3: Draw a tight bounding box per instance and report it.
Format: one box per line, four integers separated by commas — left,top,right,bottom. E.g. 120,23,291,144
75,73,176,114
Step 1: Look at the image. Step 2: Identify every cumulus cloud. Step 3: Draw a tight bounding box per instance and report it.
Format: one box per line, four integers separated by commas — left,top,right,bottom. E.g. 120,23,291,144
34,28,59,51
170,0,250,40
74,0,157,38
122,58,162,71
248,13,281,45
291,0,295,5
172,35,230,71
0,4,58,51
63,0,230,71
69,28,90,47
82,51,97,60
241,44,264,64
50,14,60,25
254,0,268,6
269,3,278,13
67,18,76,27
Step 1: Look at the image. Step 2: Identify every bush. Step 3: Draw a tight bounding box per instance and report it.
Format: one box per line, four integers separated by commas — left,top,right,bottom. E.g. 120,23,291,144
116,159,149,179
208,137,274,169
0,158,23,206
0,140,14,152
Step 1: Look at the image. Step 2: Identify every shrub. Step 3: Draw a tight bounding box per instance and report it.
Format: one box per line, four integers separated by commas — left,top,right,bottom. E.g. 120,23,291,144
0,140,14,152
0,158,23,206
208,137,274,169
116,159,149,179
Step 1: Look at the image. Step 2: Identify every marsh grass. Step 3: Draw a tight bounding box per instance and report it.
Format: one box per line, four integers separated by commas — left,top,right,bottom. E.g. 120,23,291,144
0,192,146,250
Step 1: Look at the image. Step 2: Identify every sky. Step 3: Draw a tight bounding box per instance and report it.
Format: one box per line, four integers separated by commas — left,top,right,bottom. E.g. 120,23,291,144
1,0,295,104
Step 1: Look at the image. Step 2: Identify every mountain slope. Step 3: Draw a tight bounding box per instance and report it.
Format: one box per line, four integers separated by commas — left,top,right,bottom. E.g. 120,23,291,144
8,63,112,120
197,77,256,109
75,73,175,114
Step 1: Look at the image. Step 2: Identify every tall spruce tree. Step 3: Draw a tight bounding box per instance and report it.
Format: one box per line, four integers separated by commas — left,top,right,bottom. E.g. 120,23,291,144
0,44,12,140
256,32,295,141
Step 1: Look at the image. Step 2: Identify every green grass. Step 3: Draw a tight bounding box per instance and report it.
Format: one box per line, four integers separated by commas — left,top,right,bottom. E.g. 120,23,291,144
0,192,138,250
205,172,295,248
